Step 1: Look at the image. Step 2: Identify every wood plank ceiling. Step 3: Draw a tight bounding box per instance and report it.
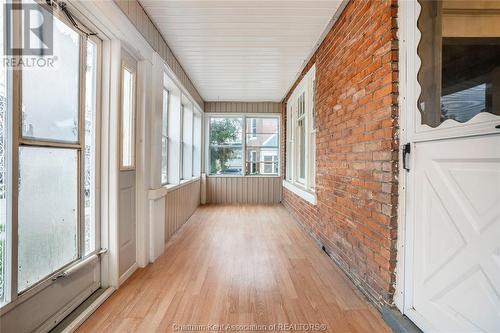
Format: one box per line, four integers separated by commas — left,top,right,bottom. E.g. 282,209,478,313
139,1,343,102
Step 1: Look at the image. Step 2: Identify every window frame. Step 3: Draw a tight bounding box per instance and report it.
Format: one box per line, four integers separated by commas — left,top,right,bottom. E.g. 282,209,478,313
4,3,102,306
205,113,281,177
285,65,316,201
192,109,202,178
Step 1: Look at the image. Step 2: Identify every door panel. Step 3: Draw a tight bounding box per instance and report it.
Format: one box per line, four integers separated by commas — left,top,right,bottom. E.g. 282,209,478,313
119,171,136,276
412,135,500,332
118,50,137,280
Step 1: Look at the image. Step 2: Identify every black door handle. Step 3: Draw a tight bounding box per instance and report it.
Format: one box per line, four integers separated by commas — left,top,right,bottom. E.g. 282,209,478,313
496,124,500,129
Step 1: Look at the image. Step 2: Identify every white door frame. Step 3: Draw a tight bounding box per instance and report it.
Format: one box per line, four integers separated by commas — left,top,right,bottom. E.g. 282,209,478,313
396,0,500,330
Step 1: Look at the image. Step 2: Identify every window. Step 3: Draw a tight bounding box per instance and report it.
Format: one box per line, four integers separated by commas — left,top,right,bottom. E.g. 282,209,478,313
121,66,135,169
297,93,306,182
162,84,200,186
417,1,500,127
285,65,316,199
245,117,279,175
192,112,201,177
209,117,243,175
208,115,279,176
250,118,257,139
250,151,257,174
181,102,193,179
161,89,169,185
310,78,317,190
166,80,181,185
14,10,100,293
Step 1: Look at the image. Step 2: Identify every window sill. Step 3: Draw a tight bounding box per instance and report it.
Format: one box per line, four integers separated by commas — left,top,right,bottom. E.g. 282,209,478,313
166,177,200,193
282,180,317,205
148,177,200,200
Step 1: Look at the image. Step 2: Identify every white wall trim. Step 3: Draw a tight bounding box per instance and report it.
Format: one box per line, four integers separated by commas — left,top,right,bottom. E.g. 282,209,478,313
282,180,316,205
118,263,138,287
394,0,410,313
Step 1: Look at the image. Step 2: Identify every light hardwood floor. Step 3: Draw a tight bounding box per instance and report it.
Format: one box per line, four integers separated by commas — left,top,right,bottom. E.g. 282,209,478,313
77,205,391,333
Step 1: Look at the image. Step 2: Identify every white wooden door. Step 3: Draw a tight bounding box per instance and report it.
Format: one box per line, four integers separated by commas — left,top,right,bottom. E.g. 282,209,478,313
403,1,500,331
411,135,500,332
118,50,137,281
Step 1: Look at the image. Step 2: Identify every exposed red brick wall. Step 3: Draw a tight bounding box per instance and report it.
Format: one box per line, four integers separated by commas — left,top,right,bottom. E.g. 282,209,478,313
282,0,399,307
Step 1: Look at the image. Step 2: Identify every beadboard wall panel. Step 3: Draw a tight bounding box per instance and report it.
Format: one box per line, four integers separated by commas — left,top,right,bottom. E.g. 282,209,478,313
206,177,281,204
205,102,281,114
165,180,200,243
114,0,204,108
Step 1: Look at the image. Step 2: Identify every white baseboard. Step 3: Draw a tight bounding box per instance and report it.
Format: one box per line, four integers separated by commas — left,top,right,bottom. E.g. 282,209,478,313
118,262,138,286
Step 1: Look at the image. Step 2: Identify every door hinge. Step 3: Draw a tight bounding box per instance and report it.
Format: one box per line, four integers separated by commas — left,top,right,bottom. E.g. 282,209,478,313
403,143,411,171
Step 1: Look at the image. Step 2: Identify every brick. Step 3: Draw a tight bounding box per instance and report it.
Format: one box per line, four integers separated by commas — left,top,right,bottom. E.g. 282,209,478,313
281,0,399,307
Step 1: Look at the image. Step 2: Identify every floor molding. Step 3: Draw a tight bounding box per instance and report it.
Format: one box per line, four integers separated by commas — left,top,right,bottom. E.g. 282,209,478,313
118,263,138,286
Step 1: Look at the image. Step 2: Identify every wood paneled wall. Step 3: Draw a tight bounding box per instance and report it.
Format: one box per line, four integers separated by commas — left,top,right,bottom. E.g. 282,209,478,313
204,102,282,113
114,0,204,108
206,177,281,204
165,180,200,243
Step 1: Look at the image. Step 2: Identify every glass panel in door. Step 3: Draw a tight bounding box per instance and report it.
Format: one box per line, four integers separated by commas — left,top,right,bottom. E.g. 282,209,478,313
417,0,500,127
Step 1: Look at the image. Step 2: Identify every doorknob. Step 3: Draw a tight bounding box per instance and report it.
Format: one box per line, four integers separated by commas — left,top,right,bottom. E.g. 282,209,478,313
496,124,500,129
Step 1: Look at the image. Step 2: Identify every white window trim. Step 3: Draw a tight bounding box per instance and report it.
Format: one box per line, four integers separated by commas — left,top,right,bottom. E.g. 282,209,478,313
205,113,281,177
285,65,316,199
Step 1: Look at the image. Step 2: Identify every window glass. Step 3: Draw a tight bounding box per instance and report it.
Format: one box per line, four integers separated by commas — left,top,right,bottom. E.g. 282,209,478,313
298,119,305,180
417,1,500,127
84,40,97,255
18,147,78,291
249,151,257,174
121,68,135,168
286,105,293,181
245,117,279,175
312,79,317,130
167,92,181,184
251,118,257,138
182,105,193,179
22,12,80,143
192,113,201,177
209,117,243,175
161,89,169,185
